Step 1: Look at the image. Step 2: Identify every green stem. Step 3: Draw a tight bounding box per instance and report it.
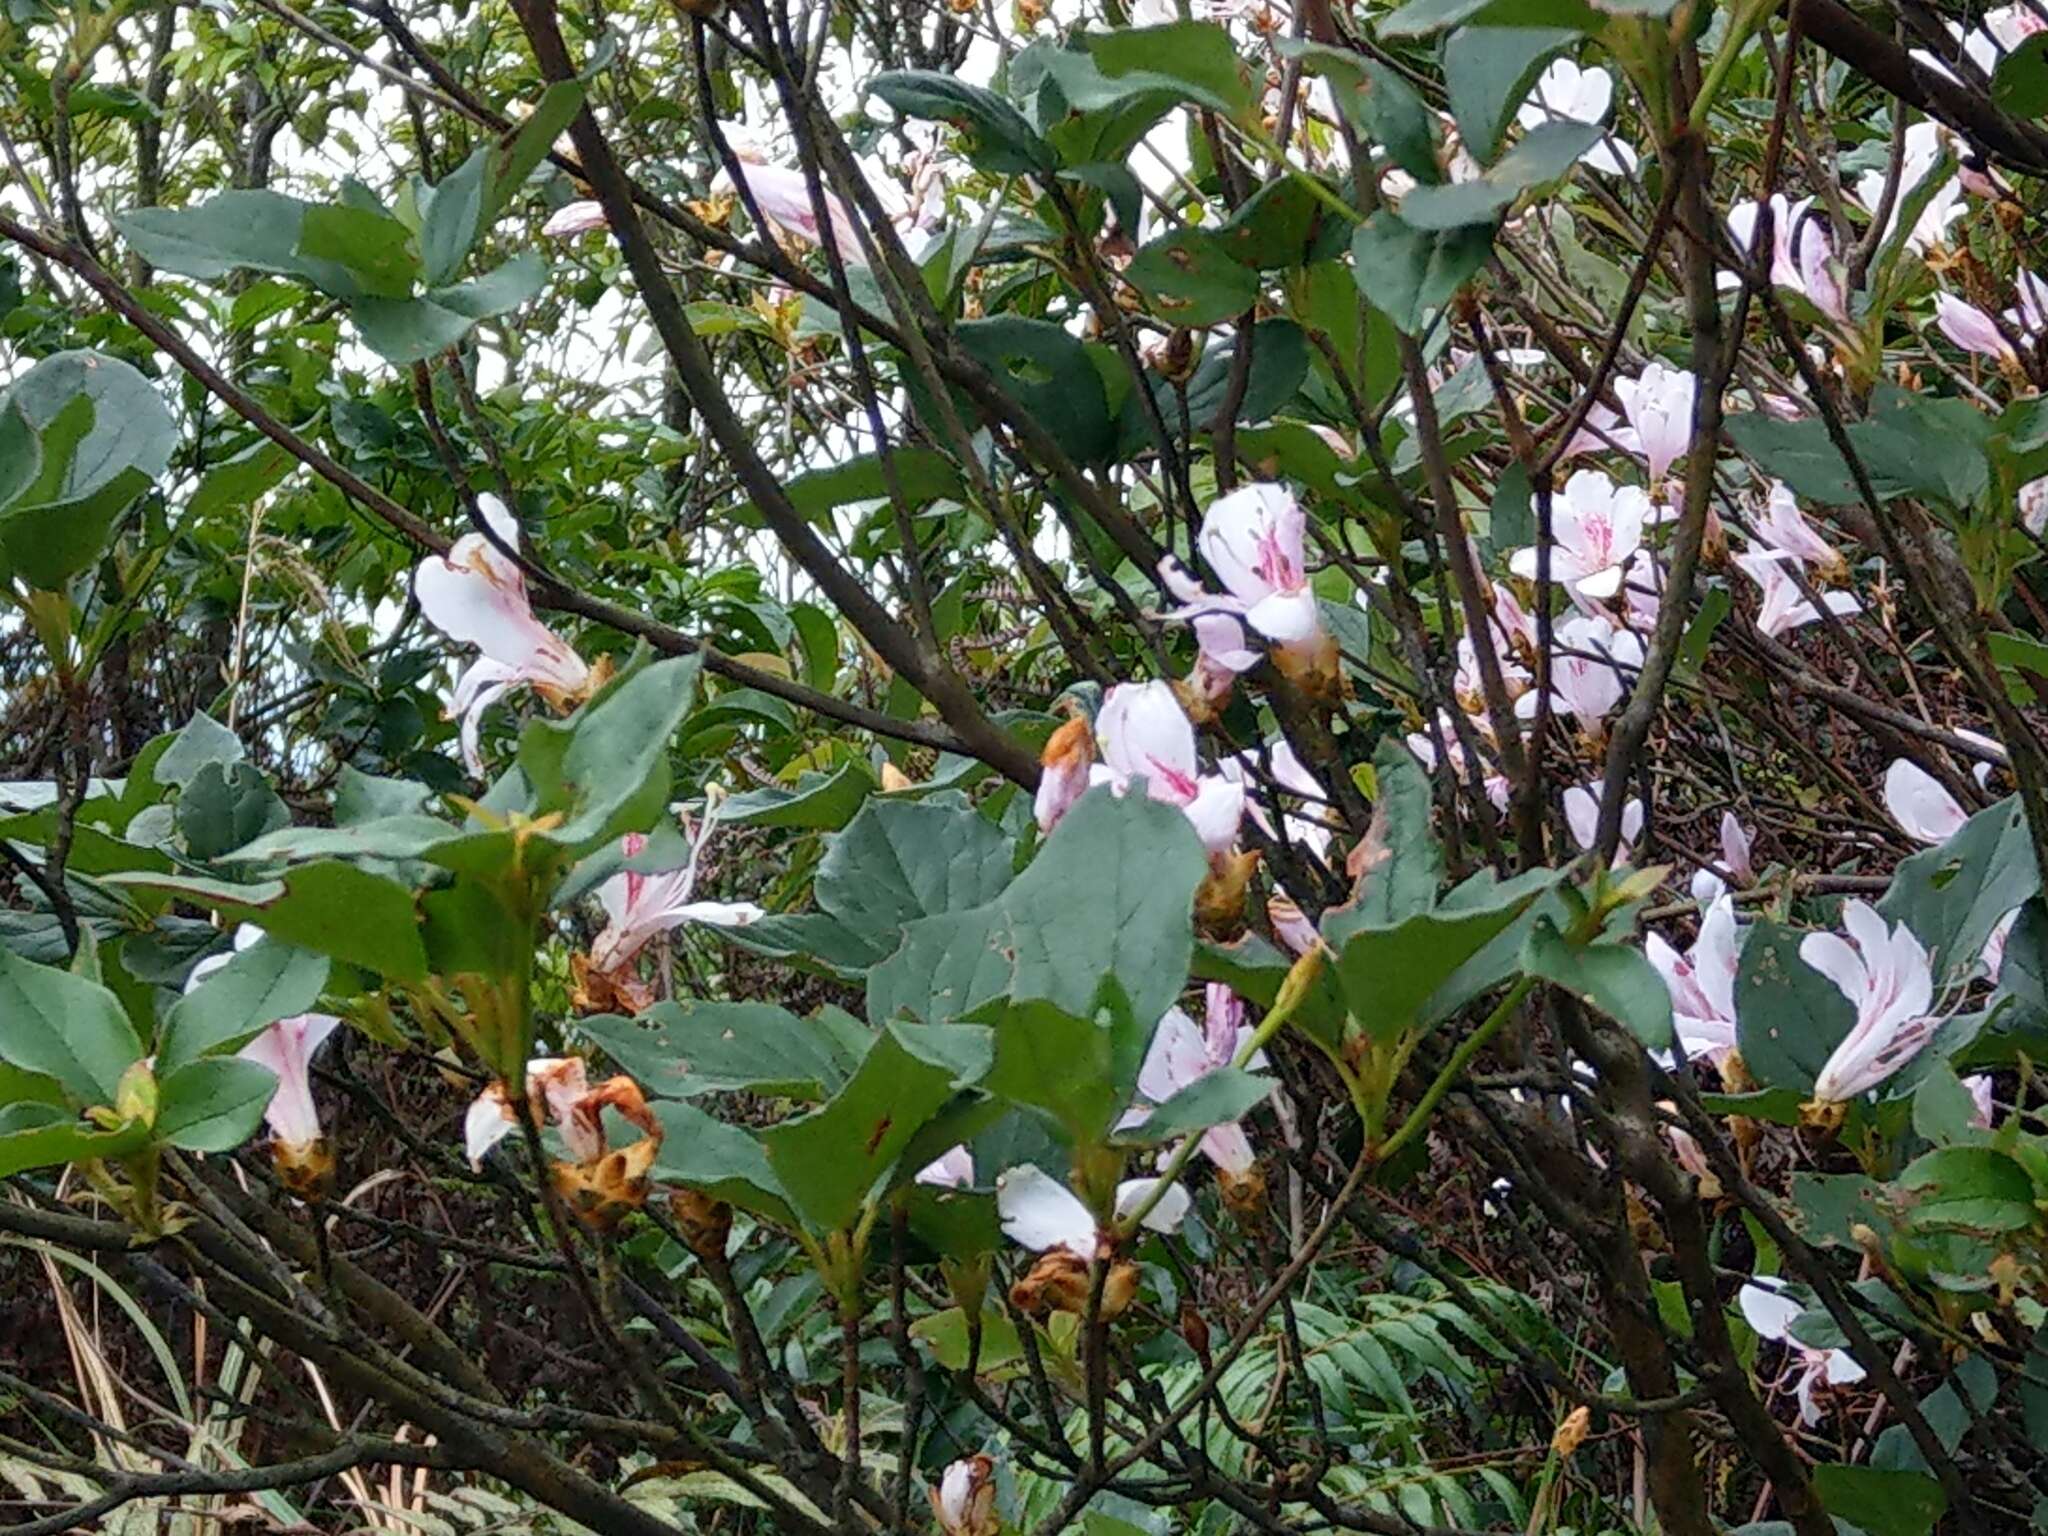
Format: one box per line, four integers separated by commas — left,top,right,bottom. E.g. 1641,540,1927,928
1372,975,1536,1168
1687,0,1777,135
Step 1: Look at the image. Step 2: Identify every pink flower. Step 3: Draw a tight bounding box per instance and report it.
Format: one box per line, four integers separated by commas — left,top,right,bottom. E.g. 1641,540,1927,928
1508,469,1649,604
1883,759,1968,845
1558,400,1627,462
1519,613,1642,731
1740,1280,1865,1424
1725,197,1846,322
1800,901,1937,1102
541,199,608,238
1734,550,1860,638
1407,719,1512,812
238,1013,341,1152
916,1145,976,1188
1160,485,1331,675
1982,908,2018,983
1131,986,1263,1176
1645,894,1740,1061
1090,682,1244,854
1564,783,1643,862
715,160,868,266
1752,481,1844,573
1223,738,1333,864
589,805,765,974
415,495,592,774
1934,292,2014,362
1612,362,1696,485
995,1164,1188,1259
1965,1072,1997,1128
1855,122,1964,254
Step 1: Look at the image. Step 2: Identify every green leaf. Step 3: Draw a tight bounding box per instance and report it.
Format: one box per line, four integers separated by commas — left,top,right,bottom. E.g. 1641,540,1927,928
1359,60,1440,183
648,1100,797,1226
0,402,40,509
107,863,428,983
910,1305,1024,1370
581,1001,859,1101
1398,121,1600,229
296,204,421,300
1212,176,1336,270
488,80,587,219
1727,387,1993,510
1897,1144,2037,1233
352,252,546,365
1115,1067,1271,1147
177,761,291,859
1127,230,1261,325
1443,27,1578,163
1351,213,1495,337
1993,33,2048,118
154,713,245,790
1911,1061,1982,1147
156,1057,278,1152
870,71,1056,175
1381,0,1660,38
0,949,145,1104
950,316,1115,466
1523,917,1674,1049
519,654,704,851
116,191,322,283
159,939,330,1076
1084,22,1258,122
418,148,489,286
1193,931,1350,1046
719,763,877,831
761,1021,993,1232
980,996,1149,1143
733,449,967,530
816,796,1018,957
0,1113,151,1177
1346,737,1444,927
1880,794,2039,984
866,788,1207,1034
1734,918,1854,1095
1810,1463,1946,1536
1325,867,1562,1042
189,442,295,518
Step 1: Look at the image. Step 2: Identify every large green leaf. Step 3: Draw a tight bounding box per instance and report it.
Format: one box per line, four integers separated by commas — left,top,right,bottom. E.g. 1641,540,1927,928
1727,385,1993,510
761,1020,993,1232
581,1000,862,1101
648,1100,797,1226
1523,916,1674,1049
1113,1066,1272,1147
1809,1464,1945,1536
519,654,704,851
0,949,145,1104
866,788,1206,1032
351,252,546,365
156,1057,278,1153
718,763,877,831
1733,918,1854,1094
417,148,489,286
950,316,1115,465
159,939,330,1075
870,72,1056,175
1443,27,1578,163
176,761,290,859
1351,213,1494,336
0,1112,151,1177
1879,794,2038,984
816,796,1017,957
1127,230,1260,326
108,864,428,983
297,204,421,299
1339,737,1443,930
1083,22,1258,122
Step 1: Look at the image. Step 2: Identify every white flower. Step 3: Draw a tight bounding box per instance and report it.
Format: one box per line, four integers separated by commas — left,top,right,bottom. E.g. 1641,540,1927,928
415,495,592,775
1159,484,1331,678
1982,908,2018,984
589,803,765,974
916,1145,976,1189
1734,550,1860,638
1934,292,2014,362
714,160,868,266
1883,759,1968,845
994,1164,1189,1258
1518,613,1642,731
929,1456,997,1536
1645,894,1740,1061
465,1057,602,1168
1407,716,1512,812
1223,739,1332,864
1800,901,1938,1103
1740,1280,1866,1425
1564,783,1643,862
1090,681,1245,854
238,1013,341,1152
185,923,264,993
1131,986,1263,1176
1612,362,1696,485
1752,481,1844,573
541,199,608,238
1508,469,1649,603
1855,122,1965,255
1966,1072,1997,1128
1515,59,1638,175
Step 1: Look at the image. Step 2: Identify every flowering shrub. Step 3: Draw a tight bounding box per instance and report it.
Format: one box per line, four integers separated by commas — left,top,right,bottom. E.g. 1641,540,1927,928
5,0,2048,1532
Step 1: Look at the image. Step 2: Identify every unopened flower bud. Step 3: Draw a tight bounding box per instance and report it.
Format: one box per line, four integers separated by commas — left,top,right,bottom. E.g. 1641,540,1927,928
930,1454,998,1536
1550,1405,1591,1457
1179,1299,1212,1363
